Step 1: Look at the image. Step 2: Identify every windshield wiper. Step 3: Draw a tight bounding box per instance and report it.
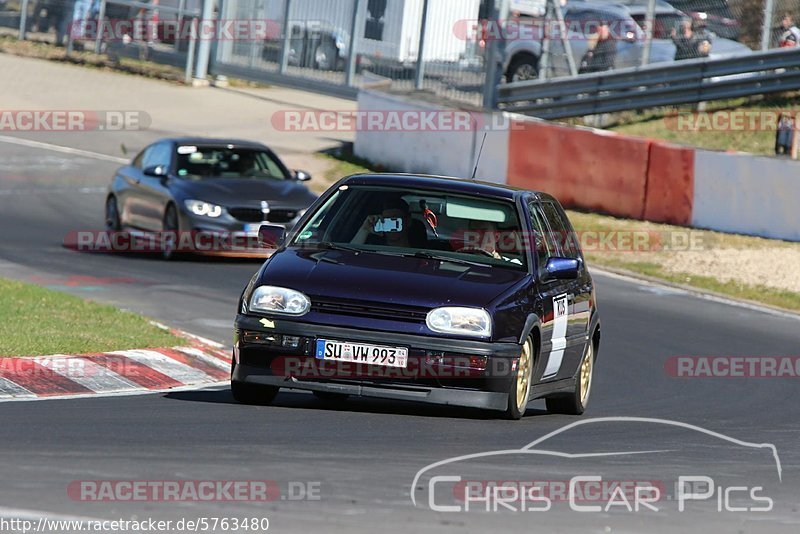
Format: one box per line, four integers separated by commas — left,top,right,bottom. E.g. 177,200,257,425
405,251,488,268
316,241,362,253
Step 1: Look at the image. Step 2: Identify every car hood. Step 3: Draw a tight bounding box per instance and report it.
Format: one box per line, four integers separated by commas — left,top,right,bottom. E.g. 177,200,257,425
257,248,529,310
172,178,317,208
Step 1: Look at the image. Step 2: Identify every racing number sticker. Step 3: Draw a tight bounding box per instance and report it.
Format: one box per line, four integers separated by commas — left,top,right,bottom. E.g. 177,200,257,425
542,294,569,379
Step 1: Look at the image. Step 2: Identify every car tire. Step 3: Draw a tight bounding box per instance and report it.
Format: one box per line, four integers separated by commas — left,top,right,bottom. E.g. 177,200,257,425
231,380,280,406
545,339,595,415
506,55,539,83
105,196,121,231
503,336,535,420
313,391,350,402
161,204,181,261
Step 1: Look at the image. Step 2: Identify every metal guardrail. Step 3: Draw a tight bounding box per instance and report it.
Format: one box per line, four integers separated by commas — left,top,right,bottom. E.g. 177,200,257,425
497,48,800,119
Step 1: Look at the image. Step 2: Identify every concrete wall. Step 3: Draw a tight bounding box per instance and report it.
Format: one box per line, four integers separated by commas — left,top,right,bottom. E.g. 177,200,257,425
693,150,800,241
354,89,509,183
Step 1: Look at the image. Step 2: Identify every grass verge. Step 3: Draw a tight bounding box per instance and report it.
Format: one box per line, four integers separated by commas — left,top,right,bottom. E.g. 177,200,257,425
317,151,800,313
602,93,800,156
0,278,182,357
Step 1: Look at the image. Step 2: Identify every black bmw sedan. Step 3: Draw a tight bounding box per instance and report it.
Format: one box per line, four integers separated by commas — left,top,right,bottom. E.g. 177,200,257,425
105,138,318,258
232,174,601,420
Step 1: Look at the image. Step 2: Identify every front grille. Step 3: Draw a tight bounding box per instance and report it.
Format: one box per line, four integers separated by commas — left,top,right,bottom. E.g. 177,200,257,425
311,298,428,323
228,208,298,223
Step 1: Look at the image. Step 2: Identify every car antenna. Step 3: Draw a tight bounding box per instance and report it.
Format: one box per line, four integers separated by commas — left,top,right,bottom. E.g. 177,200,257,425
470,132,488,181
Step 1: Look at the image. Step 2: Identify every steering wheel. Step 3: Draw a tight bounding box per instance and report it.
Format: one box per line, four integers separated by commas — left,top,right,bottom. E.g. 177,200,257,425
454,246,495,258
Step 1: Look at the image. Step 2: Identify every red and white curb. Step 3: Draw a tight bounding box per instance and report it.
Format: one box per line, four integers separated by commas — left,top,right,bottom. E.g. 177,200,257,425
0,325,231,401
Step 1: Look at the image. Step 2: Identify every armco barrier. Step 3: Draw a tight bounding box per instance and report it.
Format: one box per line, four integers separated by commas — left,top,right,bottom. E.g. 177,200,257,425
643,142,695,226
693,150,800,242
507,118,650,219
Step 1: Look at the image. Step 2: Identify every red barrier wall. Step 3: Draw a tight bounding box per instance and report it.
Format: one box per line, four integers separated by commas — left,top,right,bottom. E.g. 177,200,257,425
643,142,695,225
507,119,651,219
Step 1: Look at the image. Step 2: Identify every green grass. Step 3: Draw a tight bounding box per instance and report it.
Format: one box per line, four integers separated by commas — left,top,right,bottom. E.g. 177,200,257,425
0,278,182,357
604,93,800,155
316,149,382,186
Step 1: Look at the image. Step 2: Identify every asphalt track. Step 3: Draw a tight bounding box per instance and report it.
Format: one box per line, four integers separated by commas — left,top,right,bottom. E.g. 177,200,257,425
1,137,799,533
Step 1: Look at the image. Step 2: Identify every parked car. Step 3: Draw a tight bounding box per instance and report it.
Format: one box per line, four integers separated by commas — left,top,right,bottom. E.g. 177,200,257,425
105,138,317,259
602,0,751,59
231,174,601,420
263,21,349,71
503,0,676,81
664,0,740,41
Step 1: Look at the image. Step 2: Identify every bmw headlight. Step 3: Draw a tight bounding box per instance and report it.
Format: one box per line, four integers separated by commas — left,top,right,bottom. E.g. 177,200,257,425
185,199,224,218
426,307,492,338
249,286,310,316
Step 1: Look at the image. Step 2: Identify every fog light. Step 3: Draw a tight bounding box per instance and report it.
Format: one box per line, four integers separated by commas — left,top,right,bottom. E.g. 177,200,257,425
282,335,300,349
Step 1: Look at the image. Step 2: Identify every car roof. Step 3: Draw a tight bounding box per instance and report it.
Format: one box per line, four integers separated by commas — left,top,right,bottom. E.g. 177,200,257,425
159,137,271,150
340,173,555,202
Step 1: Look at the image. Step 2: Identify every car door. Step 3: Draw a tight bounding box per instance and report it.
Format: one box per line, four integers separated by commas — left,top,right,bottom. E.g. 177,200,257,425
117,147,149,229
539,200,592,378
528,200,574,382
137,141,175,231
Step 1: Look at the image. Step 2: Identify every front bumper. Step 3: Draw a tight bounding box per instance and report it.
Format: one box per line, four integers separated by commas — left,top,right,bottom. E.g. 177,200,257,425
233,314,523,412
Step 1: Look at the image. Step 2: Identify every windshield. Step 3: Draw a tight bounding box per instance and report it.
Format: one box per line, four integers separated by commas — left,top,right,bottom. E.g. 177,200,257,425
291,185,528,270
175,146,290,180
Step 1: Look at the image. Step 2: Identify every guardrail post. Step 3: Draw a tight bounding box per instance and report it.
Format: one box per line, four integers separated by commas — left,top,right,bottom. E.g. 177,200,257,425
18,0,29,40
413,0,430,91
345,0,363,86
193,0,215,81
278,0,293,74
761,0,774,51
641,0,656,65
94,0,107,54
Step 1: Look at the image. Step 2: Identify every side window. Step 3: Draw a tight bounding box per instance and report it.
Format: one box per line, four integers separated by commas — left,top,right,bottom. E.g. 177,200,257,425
131,149,146,169
142,143,172,170
529,202,555,273
541,201,580,260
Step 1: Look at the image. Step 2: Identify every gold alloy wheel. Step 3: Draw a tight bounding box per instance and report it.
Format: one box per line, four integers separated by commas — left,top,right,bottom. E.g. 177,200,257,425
579,343,594,405
516,340,532,411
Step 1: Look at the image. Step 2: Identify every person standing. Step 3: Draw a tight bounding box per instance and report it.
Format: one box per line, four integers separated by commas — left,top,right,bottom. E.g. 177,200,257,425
671,19,711,60
579,21,617,73
778,13,800,47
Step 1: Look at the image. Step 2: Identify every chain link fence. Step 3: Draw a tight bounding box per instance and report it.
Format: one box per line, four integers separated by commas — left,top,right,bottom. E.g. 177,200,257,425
0,0,796,107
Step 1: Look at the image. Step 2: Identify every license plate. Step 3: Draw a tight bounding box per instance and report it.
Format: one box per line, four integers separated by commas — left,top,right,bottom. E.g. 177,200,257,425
243,223,262,234
315,339,408,368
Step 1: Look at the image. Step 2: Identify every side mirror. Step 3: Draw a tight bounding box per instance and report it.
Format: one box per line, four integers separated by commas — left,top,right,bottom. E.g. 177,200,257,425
258,224,286,249
143,165,168,178
294,170,312,181
545,257,580,280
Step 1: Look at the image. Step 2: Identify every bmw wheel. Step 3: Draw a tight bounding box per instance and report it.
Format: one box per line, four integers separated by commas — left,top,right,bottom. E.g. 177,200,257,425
161,204,181,260
105,196,121,231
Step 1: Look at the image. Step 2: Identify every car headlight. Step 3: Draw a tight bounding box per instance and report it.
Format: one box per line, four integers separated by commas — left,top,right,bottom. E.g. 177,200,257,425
249,286,310,316
426,307,492,338
185,199,224,218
